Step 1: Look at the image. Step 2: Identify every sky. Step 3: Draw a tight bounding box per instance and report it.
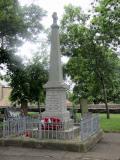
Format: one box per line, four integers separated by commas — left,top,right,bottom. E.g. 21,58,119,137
18,0,94,59
20,0,93,27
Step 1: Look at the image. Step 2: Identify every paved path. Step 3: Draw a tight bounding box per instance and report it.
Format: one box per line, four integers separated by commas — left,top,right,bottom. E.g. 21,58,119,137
0,133,120,160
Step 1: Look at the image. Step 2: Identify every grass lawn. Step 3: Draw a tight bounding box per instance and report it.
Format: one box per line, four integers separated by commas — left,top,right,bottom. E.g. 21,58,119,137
100,114,120,132
28,112,39,116
28,112,40,118
76,113,120,132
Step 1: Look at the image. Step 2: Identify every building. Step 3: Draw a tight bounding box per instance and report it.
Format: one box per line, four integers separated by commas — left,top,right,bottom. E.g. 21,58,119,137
0,84,12,108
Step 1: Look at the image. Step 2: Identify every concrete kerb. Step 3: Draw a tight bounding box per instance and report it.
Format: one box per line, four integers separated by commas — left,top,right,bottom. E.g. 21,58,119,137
0,130,103,152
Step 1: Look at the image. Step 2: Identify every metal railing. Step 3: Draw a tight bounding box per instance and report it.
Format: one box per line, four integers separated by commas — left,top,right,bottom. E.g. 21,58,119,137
80,114,100,141
3,117,80,140
3,117,40,138
3,114,100,141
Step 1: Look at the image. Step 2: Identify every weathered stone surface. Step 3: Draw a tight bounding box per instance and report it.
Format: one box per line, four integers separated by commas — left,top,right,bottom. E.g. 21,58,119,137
42,88,70,121
42,12,70,122
80,98,89,115
32,126,80,140
0,130,103,152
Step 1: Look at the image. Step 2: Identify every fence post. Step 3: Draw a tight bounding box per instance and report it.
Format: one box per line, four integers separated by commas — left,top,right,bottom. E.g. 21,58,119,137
38,122,41,139
3,118,5,138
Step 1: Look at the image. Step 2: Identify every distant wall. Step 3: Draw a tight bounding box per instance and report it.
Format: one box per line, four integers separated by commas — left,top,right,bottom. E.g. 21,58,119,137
27,104,120,114
88,104,120,109
0,85,3,100
0,86,12,108
2,87,12,99
88,104,120,113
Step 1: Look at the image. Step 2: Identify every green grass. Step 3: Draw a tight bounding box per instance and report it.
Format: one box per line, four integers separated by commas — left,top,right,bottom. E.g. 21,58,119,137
28,112,39,116
100,114,120,132
76,113,120,132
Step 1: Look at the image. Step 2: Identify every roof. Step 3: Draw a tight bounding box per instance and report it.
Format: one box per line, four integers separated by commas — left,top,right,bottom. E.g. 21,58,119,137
66,100,72,107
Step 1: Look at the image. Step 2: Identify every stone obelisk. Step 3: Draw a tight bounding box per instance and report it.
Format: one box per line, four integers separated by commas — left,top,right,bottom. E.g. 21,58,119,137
42,12,70,122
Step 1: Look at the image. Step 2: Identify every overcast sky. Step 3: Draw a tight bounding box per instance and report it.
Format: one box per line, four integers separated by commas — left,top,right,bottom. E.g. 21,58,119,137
20,0,94,27
18,0,94,59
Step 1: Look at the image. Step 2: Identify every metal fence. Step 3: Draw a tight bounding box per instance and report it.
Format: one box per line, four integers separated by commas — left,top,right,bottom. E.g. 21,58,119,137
3,117,40,138
3,114,100,141
3,117,80,140
80,114,100,141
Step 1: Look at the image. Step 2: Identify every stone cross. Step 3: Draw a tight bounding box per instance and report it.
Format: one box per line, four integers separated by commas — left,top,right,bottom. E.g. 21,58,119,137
42,12,71,122
52,12,58,25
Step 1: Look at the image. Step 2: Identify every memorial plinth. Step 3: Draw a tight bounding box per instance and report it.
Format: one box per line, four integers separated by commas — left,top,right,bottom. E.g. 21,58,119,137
42,12,71,122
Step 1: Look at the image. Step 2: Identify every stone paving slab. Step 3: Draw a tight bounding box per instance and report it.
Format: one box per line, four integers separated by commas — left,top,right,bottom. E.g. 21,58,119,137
0,133,120,160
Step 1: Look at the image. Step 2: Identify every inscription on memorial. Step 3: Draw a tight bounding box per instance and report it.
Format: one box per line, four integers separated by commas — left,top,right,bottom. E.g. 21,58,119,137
46,89,66,112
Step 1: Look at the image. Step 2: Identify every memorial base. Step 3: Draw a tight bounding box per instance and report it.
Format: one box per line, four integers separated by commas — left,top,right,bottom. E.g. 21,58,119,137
33,126,80,140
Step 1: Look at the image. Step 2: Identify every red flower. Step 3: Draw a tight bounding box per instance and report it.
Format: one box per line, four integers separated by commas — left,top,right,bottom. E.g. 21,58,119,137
41,117,62,130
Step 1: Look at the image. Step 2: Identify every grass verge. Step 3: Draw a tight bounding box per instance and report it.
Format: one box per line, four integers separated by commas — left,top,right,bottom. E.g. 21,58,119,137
100,114,120,132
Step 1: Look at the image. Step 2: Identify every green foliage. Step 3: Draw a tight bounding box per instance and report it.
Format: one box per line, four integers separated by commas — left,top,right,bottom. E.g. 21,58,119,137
61,4,87,28
0,48,23,81
108,59,120,103
0,0,24,48
60,4,120,107
26,55,48,104
10,66,29,104
92,0,120,49
0,0,46,49
21,4,46,41
9,55,48,106
0,0,47,78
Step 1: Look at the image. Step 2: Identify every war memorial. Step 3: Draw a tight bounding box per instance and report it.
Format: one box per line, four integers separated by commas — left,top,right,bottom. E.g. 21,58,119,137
0,12,103,152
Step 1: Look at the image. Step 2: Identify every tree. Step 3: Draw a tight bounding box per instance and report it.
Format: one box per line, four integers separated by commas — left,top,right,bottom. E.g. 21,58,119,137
0,48,23,82
92,0,120,51
108,59,120,103
26,54,48,114
8,53,48,115
60,4,120,119
0,0,46,49
0,0,23,49
10,66,29,115
0,0,47,75
88,47,119,119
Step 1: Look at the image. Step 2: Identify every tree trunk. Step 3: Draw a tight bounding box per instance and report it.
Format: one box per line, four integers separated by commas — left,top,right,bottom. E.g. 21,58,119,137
38,101,42,120
21,101,28,116
38,101,40,113
104,98,110,119
101,80,110,119
79,98,83,117
1,36,4,49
